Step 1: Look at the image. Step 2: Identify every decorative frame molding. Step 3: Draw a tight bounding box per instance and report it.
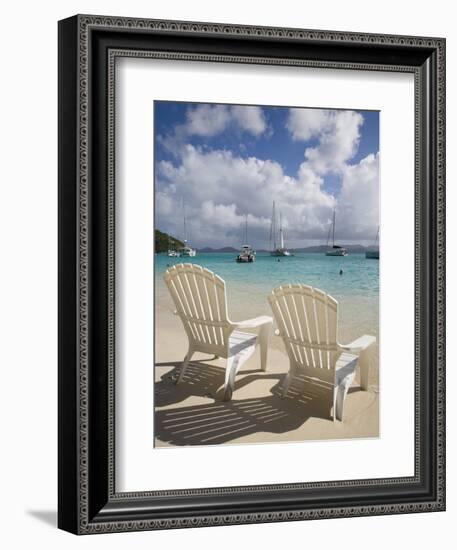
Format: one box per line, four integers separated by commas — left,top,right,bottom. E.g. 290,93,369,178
58,14,445,534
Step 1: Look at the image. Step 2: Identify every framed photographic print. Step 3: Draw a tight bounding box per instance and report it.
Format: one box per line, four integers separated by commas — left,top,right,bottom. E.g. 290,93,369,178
58,14,446,534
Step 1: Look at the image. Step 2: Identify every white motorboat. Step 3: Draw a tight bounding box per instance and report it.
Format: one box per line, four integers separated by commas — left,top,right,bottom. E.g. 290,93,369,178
236,244,256,263
236,216,256,263
179,245,196,257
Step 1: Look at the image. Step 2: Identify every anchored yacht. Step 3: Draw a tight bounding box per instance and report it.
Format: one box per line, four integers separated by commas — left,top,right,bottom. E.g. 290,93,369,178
325,210,348,257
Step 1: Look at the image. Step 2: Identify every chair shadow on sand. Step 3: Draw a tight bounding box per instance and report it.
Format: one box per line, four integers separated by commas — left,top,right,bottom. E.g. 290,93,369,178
154,360,362,446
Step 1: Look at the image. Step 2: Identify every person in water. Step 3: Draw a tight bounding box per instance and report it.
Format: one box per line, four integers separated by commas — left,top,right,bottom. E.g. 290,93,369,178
339,269,343,275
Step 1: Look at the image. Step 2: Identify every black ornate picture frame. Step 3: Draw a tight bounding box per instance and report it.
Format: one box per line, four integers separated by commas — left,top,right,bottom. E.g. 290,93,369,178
58,14,445,534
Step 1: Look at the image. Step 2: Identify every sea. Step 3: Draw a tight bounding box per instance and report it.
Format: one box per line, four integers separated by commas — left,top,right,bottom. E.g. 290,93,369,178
155,252,379,346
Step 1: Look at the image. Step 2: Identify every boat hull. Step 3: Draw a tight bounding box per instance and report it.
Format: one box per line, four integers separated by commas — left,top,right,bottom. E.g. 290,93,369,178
270,249,294,257
179,248,196,257
236,255,255,263
236,243,256,263
325,249,348,257
366,249,379,259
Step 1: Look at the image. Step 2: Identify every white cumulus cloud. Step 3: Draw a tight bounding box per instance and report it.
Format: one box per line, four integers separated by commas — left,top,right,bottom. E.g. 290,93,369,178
158,103,268,155
155,145,336,248
336,152,380,241
185,104,231,137
156,106,378,249
287,108,330,141
231,105,267,136
287,109,364,175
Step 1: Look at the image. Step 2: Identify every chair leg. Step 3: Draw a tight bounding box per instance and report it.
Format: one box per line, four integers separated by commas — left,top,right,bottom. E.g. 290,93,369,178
259,323,271,372
333,382,351,421
223,355,240,401
359,344,375,391
176,349,194,385
332,387,338,422
282,373,291,398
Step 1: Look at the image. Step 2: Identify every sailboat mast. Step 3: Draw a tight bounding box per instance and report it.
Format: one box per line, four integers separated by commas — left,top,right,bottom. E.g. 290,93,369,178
332,210,336,247
183,200,187,244
279,212,284,249
269,205,273,249
245,214,248,244
272,201,276,250
326,224,332,247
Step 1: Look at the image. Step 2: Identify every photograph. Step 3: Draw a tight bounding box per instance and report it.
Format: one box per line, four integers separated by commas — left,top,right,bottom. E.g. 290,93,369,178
153,100,380,447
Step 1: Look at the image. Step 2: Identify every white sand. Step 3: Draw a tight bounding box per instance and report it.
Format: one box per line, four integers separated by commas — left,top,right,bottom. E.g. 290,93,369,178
154,296,379,448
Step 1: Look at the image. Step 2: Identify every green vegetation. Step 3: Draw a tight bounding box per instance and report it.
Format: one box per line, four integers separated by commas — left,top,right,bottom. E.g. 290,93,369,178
155,229,184,253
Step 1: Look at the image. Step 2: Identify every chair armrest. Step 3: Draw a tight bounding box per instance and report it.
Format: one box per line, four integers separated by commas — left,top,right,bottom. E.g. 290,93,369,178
338,334,376,353
232,315,273,329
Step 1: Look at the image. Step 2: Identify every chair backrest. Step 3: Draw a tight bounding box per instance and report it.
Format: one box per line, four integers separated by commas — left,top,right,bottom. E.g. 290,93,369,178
163,263,230,350
268,284,338,371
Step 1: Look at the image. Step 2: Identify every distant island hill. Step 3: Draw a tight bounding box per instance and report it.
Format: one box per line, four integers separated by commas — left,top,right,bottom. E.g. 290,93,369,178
155,229,184,253
155,230,370,254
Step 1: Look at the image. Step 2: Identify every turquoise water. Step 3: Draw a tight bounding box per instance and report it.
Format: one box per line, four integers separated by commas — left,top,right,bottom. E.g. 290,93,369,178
155,252,379,344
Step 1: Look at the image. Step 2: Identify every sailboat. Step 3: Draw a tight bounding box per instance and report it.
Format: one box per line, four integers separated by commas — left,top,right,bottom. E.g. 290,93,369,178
236,215,256,263
366,226,380,259
167,235,181,258
178,201,196,257
270,201,294,257
325,210,348,256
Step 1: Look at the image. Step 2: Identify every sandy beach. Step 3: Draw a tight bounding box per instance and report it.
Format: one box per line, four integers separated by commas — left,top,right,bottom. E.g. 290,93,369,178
154,293,379,448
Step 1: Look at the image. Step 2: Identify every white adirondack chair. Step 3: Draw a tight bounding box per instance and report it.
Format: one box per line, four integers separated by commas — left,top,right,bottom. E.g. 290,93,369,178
268,284,376,421
163,264,273,401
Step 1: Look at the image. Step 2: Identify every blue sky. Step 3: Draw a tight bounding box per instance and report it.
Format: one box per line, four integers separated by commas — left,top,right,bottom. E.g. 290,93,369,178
154,101,379,248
